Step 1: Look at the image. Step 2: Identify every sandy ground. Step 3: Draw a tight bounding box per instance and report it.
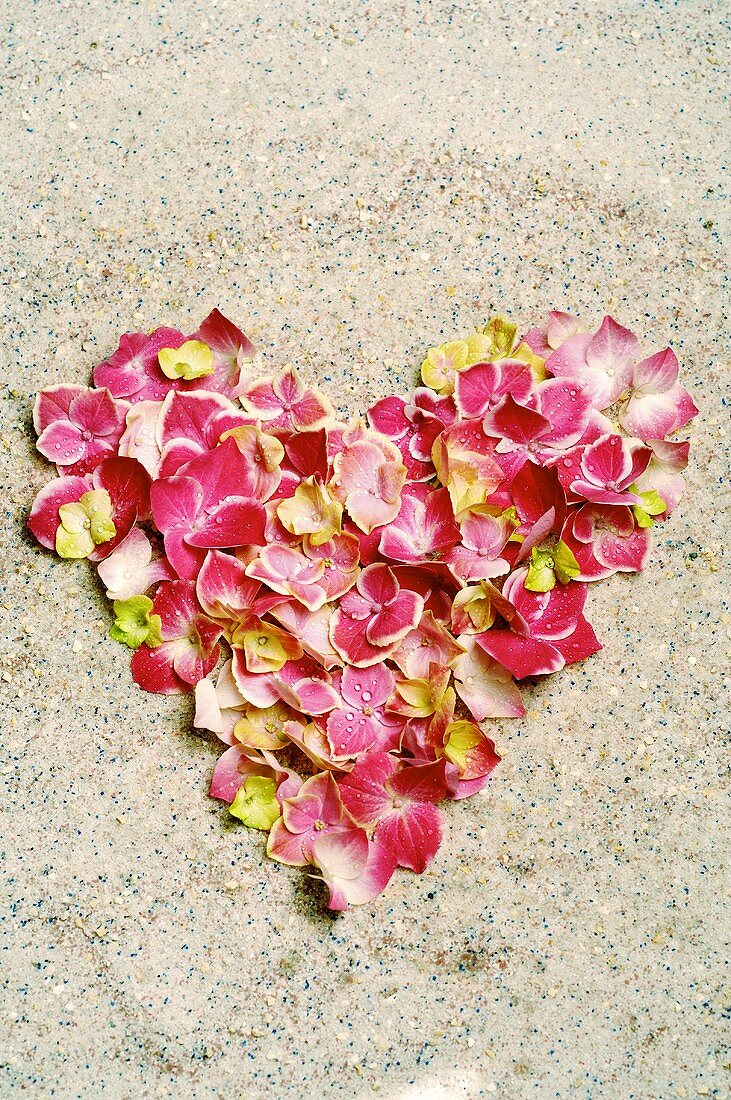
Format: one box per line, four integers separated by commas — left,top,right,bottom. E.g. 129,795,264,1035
1,1,729,1097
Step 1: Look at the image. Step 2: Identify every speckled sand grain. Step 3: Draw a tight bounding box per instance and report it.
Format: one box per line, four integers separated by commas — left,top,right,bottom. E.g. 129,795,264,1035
0,2,729,1098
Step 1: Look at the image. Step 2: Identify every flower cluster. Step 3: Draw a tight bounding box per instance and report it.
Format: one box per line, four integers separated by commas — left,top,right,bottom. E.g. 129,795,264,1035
28,308,696,909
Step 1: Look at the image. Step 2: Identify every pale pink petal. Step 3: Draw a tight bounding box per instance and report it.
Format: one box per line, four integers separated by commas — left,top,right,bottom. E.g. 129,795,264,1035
632,348,679,394
453,639,525,719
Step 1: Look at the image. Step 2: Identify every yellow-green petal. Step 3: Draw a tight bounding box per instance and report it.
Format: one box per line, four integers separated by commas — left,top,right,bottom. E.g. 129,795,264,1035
56,522,95,559
443,720,482,771
525,547,556,593
158,339,214,380
81,489,116,545
553,540,580,585
109,595,162,648
229,776,280,830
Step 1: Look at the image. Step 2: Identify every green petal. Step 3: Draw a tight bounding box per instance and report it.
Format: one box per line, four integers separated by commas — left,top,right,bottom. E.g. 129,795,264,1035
633,506,653,529
524,547,556,593
110,595,159,648
553,541,581,585
229,776,280,831
158,339,214,380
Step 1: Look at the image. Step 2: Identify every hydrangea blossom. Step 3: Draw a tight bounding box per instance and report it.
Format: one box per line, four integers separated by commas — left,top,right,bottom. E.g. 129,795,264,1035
28,308,696,910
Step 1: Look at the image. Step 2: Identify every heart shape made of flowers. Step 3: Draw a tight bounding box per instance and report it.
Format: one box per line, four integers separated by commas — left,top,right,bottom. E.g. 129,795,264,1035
28,308,697,909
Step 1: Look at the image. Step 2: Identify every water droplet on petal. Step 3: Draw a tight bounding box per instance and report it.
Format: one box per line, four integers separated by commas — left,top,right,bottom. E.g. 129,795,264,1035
345,712,354,720
361,690,372,702
352,683,361,692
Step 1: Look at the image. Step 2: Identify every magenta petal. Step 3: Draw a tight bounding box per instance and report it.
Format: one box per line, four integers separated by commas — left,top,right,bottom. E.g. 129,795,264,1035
531,582,587,641
367,395,408,438
483,393,551,445
130,641,189,694
338,751,398,824
330,609,391,667
68,388,124,438
381,802,443,873
196,549,260,620
185,498,266,548
390,759,448,804
552,616,602,666
177,437,258,508
476,631,564,679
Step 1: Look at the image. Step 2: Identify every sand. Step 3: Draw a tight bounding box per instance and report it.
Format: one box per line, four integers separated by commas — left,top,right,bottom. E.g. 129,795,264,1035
0,1,728,1096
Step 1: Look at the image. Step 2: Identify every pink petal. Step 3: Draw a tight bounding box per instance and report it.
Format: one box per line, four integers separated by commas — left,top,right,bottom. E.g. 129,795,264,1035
595,525,652,573
585,316,639,401
267,819,311,867
379,802,443,873
27,475,91,549
196,549,260,620
453,640,526,719
327,708,381,757
33,384,86,433
320,833,396,909
366,591,423,647
620,384,698,441
341,664,395,709
231,649,281,707
36,420,88,465
547,310,581,348
290,677,341,715
210,745,251,801
536,378,592,447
